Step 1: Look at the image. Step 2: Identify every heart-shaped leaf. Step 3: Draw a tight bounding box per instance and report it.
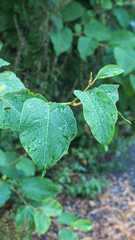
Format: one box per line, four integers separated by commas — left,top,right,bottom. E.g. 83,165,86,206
19,98,77,171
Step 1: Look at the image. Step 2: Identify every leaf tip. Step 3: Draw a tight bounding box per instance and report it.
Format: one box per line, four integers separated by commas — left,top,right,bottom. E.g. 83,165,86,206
104,145,108,152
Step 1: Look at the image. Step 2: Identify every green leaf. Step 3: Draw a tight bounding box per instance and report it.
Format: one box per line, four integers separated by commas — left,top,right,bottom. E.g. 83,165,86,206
109,31,135,48
73,219,92,231
61,1,84,22
0,89,48,131
0,85,5,92
0,181,11,207
98,84,119,103
0,58,10,68
129,74,135,92
116,0,124,6
16,157,36,176
0,71,25,95
58,212,78,226
50,27,73,56
58,228,78,240
75,24,82,34
21,177,58,201
15,206,35,229
40,199,63,217
101,0,112,9
96,65,124,79
113,8,129,28
0,149,6,166
0,152,25,179
84,19,110,41
114,47,135,76
78,37,98,61
51,13,63,31
34,210,51,236
74,88,117,151
19,98,77,171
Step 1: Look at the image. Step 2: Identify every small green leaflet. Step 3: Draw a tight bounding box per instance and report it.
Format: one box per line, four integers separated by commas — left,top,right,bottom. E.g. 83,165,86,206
96,65,124,80
34,210,51,237
15,206,35,229
0,151,25,179
84,19,110,41
73,219,92,231
61,1,84,22
74,88,118,151
50,27,73,56
114,47,135,76
19,98,77,171
101,0,112,10
16,157,36,176
58,228,78,240
0,181,11,207
0,58,10,68
58,212,78,226
40,199,63,217
78,37,98,61
109,30,135,48
21,177,58,201
98,84,119,103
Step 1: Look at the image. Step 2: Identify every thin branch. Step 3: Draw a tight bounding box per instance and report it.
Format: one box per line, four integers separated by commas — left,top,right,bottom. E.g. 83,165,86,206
10,187,29,205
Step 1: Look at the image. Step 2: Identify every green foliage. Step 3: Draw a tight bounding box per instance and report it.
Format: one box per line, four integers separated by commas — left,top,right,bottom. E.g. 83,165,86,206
96,65,124,79
58,228,78,240
0,59,124,171
50,27,73,56
72,219,92,231
67,176,108,199
0,57,125,238
20,99,77,171
34,210,51,236
22,177,58,200
0,210,31,240
0,148,92,239
0,1,135,239
0,0,134,119
78,37,98,61
0,181,11,207
40,199,63,217
58,212,78,226
74,88,117,151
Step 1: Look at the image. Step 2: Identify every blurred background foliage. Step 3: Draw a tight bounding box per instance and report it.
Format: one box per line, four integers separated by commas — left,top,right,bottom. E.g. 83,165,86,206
0,0,135,198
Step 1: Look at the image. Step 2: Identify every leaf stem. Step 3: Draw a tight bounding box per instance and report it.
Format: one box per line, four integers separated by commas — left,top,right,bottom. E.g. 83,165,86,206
63,76,97,107
10,186,29,205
